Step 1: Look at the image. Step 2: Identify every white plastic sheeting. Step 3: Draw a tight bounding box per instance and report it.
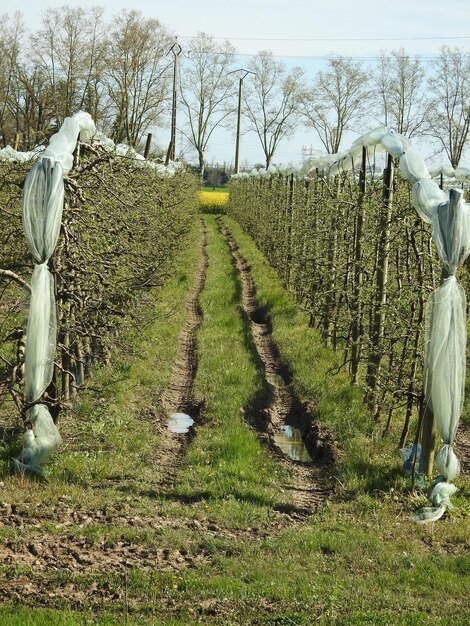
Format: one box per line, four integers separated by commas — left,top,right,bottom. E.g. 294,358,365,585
232,127,470,186
13,111,95,473
430,164,470,183
0,145,44,163
0,127,184,177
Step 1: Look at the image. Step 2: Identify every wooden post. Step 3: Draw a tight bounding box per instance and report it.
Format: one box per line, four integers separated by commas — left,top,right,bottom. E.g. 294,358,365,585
350,147,367,383
144,133,152,159
366,152,394,415
322,186,339,348
421,404,436,477
284,173,295,287
165,141,173,166
76,342,85,388
62,330,70,402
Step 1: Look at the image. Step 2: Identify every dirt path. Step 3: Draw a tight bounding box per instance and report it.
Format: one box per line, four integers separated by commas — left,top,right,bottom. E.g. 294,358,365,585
154,219,208,492
219,220,334,516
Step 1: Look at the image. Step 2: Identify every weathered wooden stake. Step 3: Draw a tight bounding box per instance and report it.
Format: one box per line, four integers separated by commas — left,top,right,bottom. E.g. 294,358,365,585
350,147,367,383
144,133,152,159
366,152,394,416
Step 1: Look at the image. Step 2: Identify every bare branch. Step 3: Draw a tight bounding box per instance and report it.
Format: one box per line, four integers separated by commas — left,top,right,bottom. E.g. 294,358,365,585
0,269,31,294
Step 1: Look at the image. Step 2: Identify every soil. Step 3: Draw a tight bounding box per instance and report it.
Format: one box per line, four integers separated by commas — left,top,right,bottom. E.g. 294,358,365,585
155,218,208,492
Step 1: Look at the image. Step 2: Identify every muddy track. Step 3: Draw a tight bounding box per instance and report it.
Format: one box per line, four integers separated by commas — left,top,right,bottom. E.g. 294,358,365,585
219,220,334,516
155,219,208,491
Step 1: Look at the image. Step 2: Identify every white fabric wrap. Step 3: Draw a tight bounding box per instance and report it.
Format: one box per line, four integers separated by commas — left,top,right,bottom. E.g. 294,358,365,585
413,190,469,522
24,262,57,402
14,111,95,473
411,179,447,225
42,111,96,173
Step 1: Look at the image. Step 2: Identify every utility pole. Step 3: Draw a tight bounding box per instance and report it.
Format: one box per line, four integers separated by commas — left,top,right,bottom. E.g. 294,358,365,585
228,69,254,174
166,41,183,164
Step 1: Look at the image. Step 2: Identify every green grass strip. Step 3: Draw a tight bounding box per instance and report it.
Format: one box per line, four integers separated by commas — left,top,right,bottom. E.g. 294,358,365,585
174,214,288,526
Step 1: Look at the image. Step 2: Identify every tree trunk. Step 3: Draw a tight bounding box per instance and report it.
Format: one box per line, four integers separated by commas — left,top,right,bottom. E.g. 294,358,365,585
198,151,205,184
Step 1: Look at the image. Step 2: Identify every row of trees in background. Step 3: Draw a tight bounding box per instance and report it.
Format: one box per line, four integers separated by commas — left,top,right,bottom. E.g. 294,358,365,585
1,7,470,172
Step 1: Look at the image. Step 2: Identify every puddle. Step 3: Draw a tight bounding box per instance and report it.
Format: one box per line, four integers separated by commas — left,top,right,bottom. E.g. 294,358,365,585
266,372,286,388
274,425,311,462
167,413,194,434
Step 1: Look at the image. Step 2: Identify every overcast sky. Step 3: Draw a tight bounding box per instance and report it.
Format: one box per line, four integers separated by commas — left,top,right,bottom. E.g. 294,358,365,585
12,0,470,167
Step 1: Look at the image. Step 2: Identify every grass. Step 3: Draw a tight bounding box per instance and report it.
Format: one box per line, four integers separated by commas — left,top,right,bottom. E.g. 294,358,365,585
0,214,468,624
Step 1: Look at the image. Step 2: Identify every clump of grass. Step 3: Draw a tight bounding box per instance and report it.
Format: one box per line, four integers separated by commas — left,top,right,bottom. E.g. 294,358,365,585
198,190,228,214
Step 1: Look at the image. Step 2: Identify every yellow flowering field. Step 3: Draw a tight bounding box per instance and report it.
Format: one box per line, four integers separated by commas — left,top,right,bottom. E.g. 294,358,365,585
198,189,229,213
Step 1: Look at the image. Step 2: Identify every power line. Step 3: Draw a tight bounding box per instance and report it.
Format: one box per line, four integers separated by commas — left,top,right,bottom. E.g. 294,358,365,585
180,34,470,43
232,52,465,61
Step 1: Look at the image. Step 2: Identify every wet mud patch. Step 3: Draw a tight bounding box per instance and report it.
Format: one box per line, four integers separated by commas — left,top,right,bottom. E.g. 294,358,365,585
219,220,335,515
154,219,208,491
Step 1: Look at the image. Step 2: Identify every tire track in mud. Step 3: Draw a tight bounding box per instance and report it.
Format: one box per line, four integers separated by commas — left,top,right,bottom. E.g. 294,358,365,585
219,220,334,516
155,219,208,492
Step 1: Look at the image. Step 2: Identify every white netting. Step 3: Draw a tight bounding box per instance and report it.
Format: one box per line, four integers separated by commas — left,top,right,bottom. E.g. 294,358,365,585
0,117,184,177
22,159,65,263
23,262,56,403
411,178,447,224
14,111,96,473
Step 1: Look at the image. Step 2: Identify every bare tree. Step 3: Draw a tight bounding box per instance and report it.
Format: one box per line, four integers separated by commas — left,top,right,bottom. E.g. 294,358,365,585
374,49,426,137
425,46,470,167
0,12,24,146
12,65,53,148
180,32,236,179
31,6,107,127
301,56,370,154
244,51,304,169
106,10,172,147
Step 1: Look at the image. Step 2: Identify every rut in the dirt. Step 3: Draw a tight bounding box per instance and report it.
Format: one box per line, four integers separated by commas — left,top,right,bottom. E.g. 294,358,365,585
156,219,208,490
219,220,334,515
